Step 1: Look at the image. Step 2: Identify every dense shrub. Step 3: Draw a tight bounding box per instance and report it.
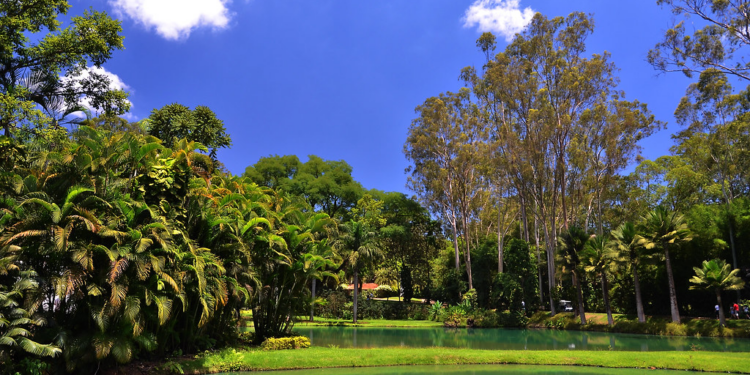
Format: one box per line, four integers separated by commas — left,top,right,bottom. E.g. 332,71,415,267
260,336,311,351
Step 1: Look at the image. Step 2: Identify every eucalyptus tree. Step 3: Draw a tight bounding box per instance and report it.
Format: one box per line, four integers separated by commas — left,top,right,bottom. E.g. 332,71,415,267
689,259,744,327
405,88,483,290
673,70,749,294
650,0,750,81
610,222,648,322
640,207,693,323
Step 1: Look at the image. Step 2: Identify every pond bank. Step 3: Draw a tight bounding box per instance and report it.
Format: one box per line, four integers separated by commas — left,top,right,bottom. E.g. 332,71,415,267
178,347,750,374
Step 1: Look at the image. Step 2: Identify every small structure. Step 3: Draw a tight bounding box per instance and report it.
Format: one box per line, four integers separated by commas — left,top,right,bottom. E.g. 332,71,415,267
558,300,574,312
344,283,379,295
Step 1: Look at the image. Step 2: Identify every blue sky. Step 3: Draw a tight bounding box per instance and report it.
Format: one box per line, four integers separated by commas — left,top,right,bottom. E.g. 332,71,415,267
80,0,700,193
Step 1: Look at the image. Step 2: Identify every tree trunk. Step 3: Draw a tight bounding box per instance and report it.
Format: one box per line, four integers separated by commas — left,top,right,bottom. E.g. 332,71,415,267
498,208,504,273
352,269,359,323
633,266,645,323
716,289,726,327
534,212,543,306
573,271,586,325
463,215,474,290
310,279,316,322
451,219,461,270
544,220,556,316
664,246,680,323
601,273,613,327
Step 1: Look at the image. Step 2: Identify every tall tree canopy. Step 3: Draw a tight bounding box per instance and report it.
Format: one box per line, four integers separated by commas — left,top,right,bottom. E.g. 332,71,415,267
147,103,232,158
0,0,129,137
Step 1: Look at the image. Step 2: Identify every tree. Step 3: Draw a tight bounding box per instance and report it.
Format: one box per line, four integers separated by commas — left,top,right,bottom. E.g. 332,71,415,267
405,88,482,291
147,104,232,158
640,206,693,323
650,0,750,81
690,259,745,326
610,222,649,322
342,194,384,323
557,226,590,325
0,1,130,137
582,236,616,326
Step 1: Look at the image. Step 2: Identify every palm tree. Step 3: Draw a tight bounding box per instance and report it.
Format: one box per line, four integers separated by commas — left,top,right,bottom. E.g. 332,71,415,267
341,220,382,324
689,259,744,327
640,207,692,323
557,226,590,325
610,222,648,323
581,236,616,327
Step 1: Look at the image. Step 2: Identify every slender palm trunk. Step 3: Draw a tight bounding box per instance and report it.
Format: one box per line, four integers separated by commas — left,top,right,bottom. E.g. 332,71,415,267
633,266,645,323
601,273,613,327
716,289,726,327
352,269,359,323
664,246,680,323
573,271,586,325
310,279,316,321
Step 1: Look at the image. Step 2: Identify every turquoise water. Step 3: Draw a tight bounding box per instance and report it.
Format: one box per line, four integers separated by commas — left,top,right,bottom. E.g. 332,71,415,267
294,326,750,352
219,364,726,375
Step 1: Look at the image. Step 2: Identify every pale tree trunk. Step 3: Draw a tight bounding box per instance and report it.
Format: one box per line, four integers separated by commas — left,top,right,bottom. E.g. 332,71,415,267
573,271,586,325
664,245,680,323
716,289,726,327
463,214,474,290
601,273,613,327
534,211,543,306
633,266,645,323
450,218,461,271
310,279,317,321
352,269,359,323
544,220,556,316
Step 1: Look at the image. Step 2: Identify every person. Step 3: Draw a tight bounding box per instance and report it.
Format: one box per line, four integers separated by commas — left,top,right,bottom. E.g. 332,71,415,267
715,304,720,319
743,305,750,320
733,303,740,319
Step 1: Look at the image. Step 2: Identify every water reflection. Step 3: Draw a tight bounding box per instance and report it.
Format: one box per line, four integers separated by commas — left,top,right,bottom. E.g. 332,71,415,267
294,326,750,352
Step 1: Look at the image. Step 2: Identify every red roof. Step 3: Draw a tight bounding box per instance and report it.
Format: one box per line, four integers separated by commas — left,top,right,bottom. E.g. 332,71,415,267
345,283,379,290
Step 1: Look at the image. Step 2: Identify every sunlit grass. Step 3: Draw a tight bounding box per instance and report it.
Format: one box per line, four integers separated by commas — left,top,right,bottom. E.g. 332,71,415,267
180,346,750,374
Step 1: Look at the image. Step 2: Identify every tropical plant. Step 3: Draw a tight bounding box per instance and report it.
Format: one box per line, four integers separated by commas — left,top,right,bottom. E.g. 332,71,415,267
610,222,649,322
689,259,745,327
581,236,616,326
557,226,590,325
640,206,693,323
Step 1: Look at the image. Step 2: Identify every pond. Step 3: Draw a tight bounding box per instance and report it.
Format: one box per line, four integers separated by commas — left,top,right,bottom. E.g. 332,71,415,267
294,326,750,352
219,364,727,375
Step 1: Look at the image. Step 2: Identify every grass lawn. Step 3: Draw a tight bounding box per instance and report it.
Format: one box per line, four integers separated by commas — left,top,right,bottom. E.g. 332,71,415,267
179,346,750,374
293,317,443,327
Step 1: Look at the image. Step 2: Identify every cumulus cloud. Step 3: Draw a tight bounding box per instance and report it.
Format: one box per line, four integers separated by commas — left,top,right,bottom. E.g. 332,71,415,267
463,0,535,42
109,0,232,40
62,66,134,118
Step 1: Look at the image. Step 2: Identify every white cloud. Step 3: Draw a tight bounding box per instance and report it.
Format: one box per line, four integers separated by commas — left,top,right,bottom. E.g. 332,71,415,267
109,0,232,40
63,66,134,118
463,0,535,42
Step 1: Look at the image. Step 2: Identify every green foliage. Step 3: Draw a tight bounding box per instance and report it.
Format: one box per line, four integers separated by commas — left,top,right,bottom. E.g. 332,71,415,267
0,1,129,137
260,336,311,351
147,103,232,158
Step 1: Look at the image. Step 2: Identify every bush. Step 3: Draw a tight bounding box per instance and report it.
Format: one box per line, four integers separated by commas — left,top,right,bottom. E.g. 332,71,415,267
375,285,394,298
260,336,311,351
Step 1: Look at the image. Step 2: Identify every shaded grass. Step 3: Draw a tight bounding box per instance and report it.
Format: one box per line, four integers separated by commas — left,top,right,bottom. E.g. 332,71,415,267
180,346,750,374
528,311,750,337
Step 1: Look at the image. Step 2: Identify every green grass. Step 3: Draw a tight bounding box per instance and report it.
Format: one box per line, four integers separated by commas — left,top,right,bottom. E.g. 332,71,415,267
179,346,750,374
294,317,443,327
528,311,750,337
